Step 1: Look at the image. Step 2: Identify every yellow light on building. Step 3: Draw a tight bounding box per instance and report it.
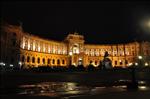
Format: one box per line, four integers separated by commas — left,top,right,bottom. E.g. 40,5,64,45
73,63,77,66
22,37,25,49
128,63,133,66
69,52,73,56
38,46,40,52
43,47,45,52
2,22,150,69
48,48,50,53
33,44,35,51
28,41,30,50
76,50,79,54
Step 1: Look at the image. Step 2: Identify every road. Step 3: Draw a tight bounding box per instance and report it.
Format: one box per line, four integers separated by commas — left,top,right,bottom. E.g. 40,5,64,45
0,70,150,99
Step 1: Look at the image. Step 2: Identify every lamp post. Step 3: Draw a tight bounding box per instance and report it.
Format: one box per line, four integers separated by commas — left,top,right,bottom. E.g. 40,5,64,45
69,52,73,66
138,55,143,67
18,61,22,69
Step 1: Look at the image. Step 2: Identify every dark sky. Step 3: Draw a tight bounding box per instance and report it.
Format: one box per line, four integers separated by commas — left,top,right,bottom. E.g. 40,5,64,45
1,0,150,44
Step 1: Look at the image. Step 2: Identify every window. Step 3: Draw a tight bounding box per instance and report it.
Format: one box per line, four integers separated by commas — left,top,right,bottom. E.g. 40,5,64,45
32,57,35,63
43,58,45,64
132,51,135,55
57,59,60,65
120,62,123,65
90,61,93,64
52,59,55,64
115,61,117,65
95,61,97,65
48,59,50,64
62,60,65,64
27,56,30,62
37,58,40,64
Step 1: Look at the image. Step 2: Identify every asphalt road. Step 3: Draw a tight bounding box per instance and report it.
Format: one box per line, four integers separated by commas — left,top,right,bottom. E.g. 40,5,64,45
1,70,150,86
1,70,150,99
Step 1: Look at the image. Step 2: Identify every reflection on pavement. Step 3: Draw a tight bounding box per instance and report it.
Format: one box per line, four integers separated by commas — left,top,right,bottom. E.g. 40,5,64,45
17,81,150,98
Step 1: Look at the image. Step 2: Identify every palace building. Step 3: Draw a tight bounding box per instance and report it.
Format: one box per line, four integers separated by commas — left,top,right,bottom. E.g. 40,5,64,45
1,23,150,68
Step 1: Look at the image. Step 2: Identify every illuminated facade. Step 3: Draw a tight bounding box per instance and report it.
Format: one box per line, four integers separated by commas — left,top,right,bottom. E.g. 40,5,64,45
1,23,150,68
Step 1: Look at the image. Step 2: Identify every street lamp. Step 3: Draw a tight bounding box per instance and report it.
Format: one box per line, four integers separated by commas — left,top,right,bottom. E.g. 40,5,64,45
135,62,138,66
10,64,13,67
138,55,143,66
138,55,143,59
0,62,5,66
18,61,22,69
69,52,73,66
145,62,149,66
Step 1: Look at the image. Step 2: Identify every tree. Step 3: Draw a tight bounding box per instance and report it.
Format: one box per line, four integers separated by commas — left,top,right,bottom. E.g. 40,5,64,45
87,61,95,71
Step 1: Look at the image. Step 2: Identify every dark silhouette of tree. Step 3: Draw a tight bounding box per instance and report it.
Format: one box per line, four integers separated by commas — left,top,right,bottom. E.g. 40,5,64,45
68,65,76,72
97,60,103,70
87,61,95,71
77,64,85,71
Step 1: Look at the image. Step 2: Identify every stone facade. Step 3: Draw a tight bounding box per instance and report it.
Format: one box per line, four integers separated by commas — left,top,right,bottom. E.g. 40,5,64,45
1,23,150,68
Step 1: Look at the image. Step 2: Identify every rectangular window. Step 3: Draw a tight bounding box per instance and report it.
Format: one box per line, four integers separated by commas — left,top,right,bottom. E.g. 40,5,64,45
115,61,117,65
120,62,123,65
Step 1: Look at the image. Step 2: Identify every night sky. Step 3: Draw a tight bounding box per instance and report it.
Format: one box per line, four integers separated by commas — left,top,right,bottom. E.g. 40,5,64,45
1,1,150,44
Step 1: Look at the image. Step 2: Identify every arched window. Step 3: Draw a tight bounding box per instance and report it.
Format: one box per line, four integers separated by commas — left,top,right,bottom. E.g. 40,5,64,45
52,59,55,64
27,56,30,62
48,59,50,64
43,58,45,64
62,60,65,64
73,44,79,54
57,59,60,65
90,60,93,64
22,56,25,62
32,57,35,63
37,58,40,64
95,61,97,65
